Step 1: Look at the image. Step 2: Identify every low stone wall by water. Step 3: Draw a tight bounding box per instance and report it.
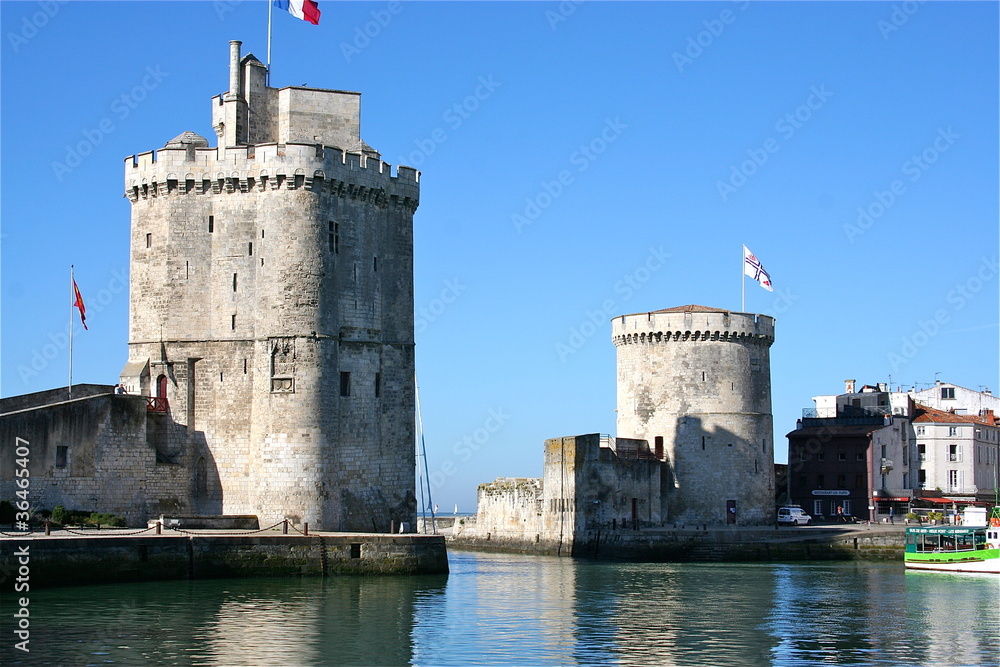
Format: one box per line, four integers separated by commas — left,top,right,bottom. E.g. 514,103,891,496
0,532,448,588
448,526,905,562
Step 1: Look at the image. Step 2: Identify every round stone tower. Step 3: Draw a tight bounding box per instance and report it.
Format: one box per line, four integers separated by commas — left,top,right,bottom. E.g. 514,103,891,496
120,42,419,531
612,305,775,525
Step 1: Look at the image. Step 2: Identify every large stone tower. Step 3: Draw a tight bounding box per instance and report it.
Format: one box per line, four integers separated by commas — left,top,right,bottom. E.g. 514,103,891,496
612,305,775,525
120,41,419,531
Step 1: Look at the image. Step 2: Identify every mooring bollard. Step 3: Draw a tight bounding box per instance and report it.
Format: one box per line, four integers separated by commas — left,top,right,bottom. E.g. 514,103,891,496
391,520,396,534
282,519,288,535
44,521,51,536
303,522,309,536
156,521,162,535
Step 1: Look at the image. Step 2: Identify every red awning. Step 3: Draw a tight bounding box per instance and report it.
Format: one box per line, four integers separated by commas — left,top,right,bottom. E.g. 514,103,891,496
916,497,971,505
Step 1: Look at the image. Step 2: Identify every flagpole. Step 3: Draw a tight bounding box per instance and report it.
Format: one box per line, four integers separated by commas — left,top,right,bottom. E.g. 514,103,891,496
741,247,745,312
69,265,74,399
266,0,273,86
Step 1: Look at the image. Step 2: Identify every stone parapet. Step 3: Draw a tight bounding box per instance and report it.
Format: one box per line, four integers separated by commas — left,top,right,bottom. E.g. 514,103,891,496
613,309,774,347
124,144,419,210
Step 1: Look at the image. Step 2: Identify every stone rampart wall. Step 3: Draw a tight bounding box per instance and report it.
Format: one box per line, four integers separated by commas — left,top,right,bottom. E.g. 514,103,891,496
2,533,448,588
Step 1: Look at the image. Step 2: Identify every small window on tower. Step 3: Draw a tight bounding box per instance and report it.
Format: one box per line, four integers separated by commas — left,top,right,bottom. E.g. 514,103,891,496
340,372,351,397
375,372,381,398
208,216,214,233
145,233,152,248
231,314,236,330
233,273,237,292
373,256,378,272
248,242,253,256
55,446,68,468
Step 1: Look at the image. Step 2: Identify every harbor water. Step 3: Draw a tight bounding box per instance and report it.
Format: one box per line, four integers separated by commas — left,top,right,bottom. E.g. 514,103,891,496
3,550,998,666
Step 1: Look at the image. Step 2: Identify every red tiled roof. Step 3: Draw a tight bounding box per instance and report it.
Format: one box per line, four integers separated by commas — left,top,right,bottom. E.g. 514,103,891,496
912,403,997,426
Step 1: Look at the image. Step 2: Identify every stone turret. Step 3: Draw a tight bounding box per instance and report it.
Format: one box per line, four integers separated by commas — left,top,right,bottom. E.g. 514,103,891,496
120,41,419,531
612,305,775,525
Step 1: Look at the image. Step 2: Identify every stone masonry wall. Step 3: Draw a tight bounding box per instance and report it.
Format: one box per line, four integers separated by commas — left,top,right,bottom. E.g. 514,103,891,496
613,309,775,525
0,394,189,526
123,77,418,531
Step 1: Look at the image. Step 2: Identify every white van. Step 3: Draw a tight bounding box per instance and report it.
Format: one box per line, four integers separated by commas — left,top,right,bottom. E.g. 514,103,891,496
777,507,812,526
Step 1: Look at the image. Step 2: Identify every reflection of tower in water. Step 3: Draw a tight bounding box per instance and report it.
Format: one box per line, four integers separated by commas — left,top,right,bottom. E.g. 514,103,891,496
196,577,439,665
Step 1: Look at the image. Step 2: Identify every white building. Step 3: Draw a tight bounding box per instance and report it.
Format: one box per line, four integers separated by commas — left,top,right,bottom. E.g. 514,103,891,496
911,404,1000,502
894,381,1000,416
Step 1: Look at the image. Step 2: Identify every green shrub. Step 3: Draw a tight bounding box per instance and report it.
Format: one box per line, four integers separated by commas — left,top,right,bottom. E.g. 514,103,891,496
51,505,68,525
85,512,125,527
905,512,918,521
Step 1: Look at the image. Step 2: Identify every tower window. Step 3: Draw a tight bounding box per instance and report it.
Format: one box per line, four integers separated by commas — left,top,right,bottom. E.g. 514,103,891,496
55,446,68,468
243,358,247,374
145,233,152,248
375,372,381,398
655,436,663,458
248,242,253,256
208,216,214,233
340,372,351,397
233,273,237,292
373,256,378,272
261,229,265,238
701,436,705,450
186,261,189,279
231,314,236,330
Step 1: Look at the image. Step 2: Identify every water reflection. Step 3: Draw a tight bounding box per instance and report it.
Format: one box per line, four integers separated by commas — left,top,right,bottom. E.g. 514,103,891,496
3,553,998,666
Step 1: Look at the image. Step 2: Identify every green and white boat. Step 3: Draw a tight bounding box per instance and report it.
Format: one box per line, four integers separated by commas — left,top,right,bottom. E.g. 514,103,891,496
904,507,1000,574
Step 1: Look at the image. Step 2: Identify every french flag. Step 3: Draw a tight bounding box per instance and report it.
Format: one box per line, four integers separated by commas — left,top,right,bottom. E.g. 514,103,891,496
274,0,321,25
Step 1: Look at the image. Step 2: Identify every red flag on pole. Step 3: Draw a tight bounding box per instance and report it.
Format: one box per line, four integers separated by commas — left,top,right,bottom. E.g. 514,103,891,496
73,278,88,330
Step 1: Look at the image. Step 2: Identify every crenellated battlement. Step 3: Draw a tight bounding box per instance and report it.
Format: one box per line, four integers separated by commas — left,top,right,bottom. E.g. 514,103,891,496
124,143,419,209
612,307,774,347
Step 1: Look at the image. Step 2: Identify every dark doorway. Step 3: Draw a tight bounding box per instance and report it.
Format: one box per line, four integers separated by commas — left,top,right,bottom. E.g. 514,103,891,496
726,499,737,524
157,374,168,398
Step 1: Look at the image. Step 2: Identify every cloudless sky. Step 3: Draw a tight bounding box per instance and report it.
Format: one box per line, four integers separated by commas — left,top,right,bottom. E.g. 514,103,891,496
2,1,997,512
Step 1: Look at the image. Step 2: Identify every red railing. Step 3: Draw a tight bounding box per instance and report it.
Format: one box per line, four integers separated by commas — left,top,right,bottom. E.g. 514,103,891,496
146,396,169,413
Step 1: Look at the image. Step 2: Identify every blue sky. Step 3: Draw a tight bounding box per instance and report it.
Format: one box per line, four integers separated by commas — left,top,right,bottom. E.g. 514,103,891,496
1,1,997,512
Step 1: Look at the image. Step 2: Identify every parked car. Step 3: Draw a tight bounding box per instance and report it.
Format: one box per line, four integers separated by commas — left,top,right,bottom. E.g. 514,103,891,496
777,507,812,525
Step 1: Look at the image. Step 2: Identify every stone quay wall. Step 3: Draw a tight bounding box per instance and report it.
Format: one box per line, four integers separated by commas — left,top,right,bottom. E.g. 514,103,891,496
0,532,448,589
449,526,905,562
